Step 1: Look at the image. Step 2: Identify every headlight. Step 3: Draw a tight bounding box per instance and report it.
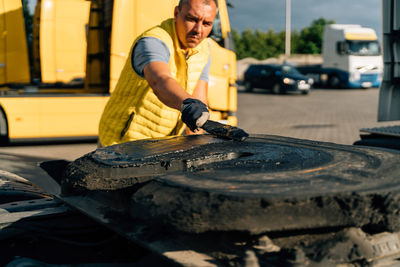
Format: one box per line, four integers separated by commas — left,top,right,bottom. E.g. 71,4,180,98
377,73,383,82
283,78,295,84
308,78,314,85
350,71,361,82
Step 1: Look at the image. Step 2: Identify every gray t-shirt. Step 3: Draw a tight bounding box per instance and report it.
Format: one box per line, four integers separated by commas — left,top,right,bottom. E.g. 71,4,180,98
131,37,210,82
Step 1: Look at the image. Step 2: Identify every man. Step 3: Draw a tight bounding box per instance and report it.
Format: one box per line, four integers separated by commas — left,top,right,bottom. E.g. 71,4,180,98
98,0,217,147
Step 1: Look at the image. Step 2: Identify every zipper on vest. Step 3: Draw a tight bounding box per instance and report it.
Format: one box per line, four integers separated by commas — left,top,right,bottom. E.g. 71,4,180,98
120,112,135,140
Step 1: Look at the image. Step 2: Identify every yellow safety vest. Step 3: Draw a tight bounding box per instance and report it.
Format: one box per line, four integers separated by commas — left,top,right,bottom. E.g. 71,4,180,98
99,18,210,146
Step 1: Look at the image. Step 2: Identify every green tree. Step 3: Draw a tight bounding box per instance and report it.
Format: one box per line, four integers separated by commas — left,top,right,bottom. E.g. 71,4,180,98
232,29,244,57
232,17,335,59
264,29,285,58
293,18,335,54
233,28,285,60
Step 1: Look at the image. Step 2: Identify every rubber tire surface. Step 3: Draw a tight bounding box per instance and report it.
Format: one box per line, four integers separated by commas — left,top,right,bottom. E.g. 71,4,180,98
272,83,281,94
244,81,253,92
125,135,400,233
0,170,50,204
60,134,400,234
329,75,340,88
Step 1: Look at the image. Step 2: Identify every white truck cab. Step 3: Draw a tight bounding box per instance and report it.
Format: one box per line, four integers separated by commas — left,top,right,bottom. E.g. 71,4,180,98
322,24,383,88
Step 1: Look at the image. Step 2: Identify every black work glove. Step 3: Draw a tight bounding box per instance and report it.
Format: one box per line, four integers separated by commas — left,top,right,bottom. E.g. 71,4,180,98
181,98,210,131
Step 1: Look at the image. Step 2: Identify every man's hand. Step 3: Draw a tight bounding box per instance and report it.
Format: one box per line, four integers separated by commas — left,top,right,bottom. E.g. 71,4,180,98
181,98,210,131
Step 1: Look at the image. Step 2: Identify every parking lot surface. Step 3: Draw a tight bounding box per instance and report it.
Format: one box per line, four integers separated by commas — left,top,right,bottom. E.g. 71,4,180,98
0,87,399,162
237,87,400,145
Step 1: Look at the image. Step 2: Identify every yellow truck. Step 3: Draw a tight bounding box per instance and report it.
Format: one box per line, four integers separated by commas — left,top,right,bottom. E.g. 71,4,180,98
0,0,237,141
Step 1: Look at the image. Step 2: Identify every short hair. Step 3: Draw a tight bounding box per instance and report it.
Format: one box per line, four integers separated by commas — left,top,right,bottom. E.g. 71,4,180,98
178,0,218,11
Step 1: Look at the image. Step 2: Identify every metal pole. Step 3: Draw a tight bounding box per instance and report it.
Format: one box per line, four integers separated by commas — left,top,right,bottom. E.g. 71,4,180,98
285,0,291,57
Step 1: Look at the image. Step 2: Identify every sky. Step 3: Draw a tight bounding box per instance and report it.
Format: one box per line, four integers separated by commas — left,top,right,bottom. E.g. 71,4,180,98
228,0,381,37
28,0,382,37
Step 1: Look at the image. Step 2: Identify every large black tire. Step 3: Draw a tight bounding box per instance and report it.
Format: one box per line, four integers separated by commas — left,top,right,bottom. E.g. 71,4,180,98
328,75,341,88
244,81,253,92
272,83,281,94
301,89,309,95
61,135,400,234
128,135,400,233
0,108,8,144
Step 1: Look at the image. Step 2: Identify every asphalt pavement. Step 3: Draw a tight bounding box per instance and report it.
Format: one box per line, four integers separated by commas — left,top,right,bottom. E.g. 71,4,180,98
237,87,400,145
0,87,399,162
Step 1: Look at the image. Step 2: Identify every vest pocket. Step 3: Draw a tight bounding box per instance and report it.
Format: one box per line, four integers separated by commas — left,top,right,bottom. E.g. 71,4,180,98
120,112,135,140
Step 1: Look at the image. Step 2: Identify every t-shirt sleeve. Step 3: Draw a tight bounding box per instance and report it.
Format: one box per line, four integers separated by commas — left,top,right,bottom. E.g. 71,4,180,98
199,56,211,82
131,37,170,77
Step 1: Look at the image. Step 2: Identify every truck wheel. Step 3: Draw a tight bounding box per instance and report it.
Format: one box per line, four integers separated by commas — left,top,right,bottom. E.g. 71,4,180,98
61,135,400,234
123,135,400,234
0,108,8,144
329,75,340,88
57,134,400,266
244,81,253,92
301,90,309,95
272,83,281,94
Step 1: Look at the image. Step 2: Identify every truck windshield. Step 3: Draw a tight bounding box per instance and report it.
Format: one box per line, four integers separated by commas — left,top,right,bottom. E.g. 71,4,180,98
209,10,223,45
346,40,381,56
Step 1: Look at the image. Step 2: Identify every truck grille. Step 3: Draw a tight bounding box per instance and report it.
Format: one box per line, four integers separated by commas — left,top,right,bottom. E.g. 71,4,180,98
360,73,378,82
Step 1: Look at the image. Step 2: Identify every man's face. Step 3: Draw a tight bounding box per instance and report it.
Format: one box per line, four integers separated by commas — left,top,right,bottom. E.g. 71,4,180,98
174,0,217,50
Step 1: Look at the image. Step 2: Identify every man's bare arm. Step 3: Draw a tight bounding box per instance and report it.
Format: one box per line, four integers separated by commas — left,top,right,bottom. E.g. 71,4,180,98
144,61,191,110
192,79,208,105
144,61,209,133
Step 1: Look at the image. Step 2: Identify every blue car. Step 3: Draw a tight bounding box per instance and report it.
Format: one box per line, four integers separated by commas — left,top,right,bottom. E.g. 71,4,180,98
243,64,312,94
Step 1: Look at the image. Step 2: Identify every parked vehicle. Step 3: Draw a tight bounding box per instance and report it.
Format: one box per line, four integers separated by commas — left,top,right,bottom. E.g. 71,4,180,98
243,64,312,94
297,24,383,89
0,0,237,142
